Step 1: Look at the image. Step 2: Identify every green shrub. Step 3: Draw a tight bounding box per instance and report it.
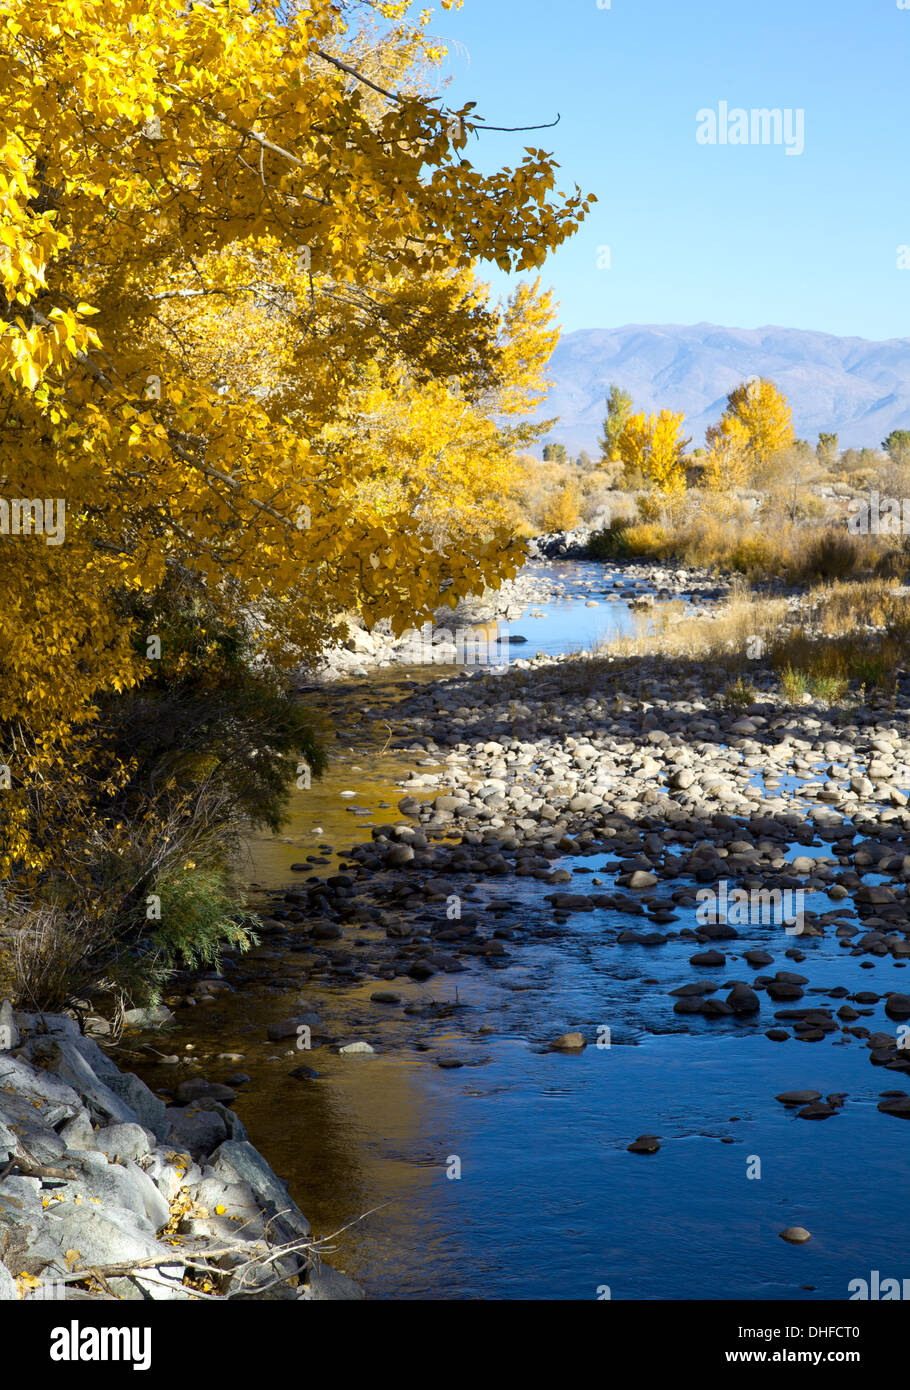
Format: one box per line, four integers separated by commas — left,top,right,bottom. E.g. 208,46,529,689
779,666,808,703
588,518,634,560
9,572,325,1016
152,866,258,976
722,676,757,708
809,673,848,703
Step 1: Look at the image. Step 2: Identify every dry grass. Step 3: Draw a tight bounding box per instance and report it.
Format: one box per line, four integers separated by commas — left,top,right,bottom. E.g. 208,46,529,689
813,578,901,633
588,507,907,586
591,578,910,705
595,587,791,665
507,454,628,533
768,581,909,702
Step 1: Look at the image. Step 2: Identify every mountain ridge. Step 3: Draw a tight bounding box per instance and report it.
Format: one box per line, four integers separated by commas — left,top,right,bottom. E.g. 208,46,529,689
534,323,910,455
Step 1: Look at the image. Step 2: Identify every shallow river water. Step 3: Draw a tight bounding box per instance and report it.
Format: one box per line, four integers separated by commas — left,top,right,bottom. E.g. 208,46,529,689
130,562,910,1300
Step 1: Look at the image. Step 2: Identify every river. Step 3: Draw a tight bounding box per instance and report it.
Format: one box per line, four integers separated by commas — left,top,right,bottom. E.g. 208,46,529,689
126,559,910,1300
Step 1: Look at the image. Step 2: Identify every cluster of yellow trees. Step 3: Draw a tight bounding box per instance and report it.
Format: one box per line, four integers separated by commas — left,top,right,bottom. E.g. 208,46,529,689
600,378,795,495
0,0,592,882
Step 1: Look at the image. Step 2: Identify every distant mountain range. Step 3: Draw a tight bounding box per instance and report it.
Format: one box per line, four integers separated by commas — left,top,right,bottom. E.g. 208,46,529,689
533,323,910,456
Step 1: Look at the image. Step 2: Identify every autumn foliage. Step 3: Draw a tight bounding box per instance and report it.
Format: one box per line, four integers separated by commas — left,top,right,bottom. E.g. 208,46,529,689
0,1,592,1010
704,378,794,490
0,0,591,895
617,409,691,495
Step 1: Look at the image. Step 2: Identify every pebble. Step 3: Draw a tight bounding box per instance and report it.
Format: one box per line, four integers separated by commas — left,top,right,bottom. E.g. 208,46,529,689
627,1135,660,1154
779,1227,812,1243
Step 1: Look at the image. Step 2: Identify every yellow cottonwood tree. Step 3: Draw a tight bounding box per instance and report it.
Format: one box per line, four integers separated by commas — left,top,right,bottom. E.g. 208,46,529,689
703,414,751,492
710,378,794,477
0,0,593,876
161,261,560,564
618,410,690,494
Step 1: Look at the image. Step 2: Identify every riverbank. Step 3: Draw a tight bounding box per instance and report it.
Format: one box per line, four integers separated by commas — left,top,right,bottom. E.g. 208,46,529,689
0,1006,361,1300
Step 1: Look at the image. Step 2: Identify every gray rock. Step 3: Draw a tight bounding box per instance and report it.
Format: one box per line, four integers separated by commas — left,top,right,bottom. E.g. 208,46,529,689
193,1098,248,1142
779,1226,811,1243
28,1041,137,1126
219,1245,301,1299
726,982,761,1014
385,844,415,866
94,1122,154,1163
13,1011,81,1041
885,994,910,1020
301,1263,365,1300
0,1000,19,1052
266,1016,321,1043
208,1140,310,1240
0,1115,17,1159
878,1096,910,1119
105,1073,168,1139
173,1078,237,1105
619,870,658,890
189,1175,264,1230
142,1152,202,1204
0,1094,69,1165
58,1110,96,1151
40,1204,165,1274
122,1005,176,1029
123,1160,170,1231
167,1106,227,1158
0,1261,18,1300
51,1155,160,1225
107,1265,189,1301
690,949,726,966
0,1051,83,1116
1,1221,65,1280
66,1034,122,1083
798,1102,836,1120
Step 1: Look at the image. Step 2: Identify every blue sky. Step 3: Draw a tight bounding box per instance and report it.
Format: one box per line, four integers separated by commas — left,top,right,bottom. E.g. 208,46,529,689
433,0,910,341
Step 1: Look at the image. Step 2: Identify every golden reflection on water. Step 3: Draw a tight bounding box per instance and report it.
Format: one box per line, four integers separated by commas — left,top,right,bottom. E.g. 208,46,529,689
131,591,700,1293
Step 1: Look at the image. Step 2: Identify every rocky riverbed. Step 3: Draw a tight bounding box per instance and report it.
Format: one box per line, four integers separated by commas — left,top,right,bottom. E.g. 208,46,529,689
12,552,910,1299
106,553,910,1297
0,1005,361,1300
258,641,910,1062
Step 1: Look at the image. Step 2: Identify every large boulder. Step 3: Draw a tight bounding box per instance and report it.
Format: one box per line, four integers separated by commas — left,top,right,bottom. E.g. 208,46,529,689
208,1141,309,1241
22,1040,136,1126
0,1052,82,1117
0,1093,70,1166
40,1204,166,1275
167,1106,228,1159
94,1122,154,1164
105,1073,168,1139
